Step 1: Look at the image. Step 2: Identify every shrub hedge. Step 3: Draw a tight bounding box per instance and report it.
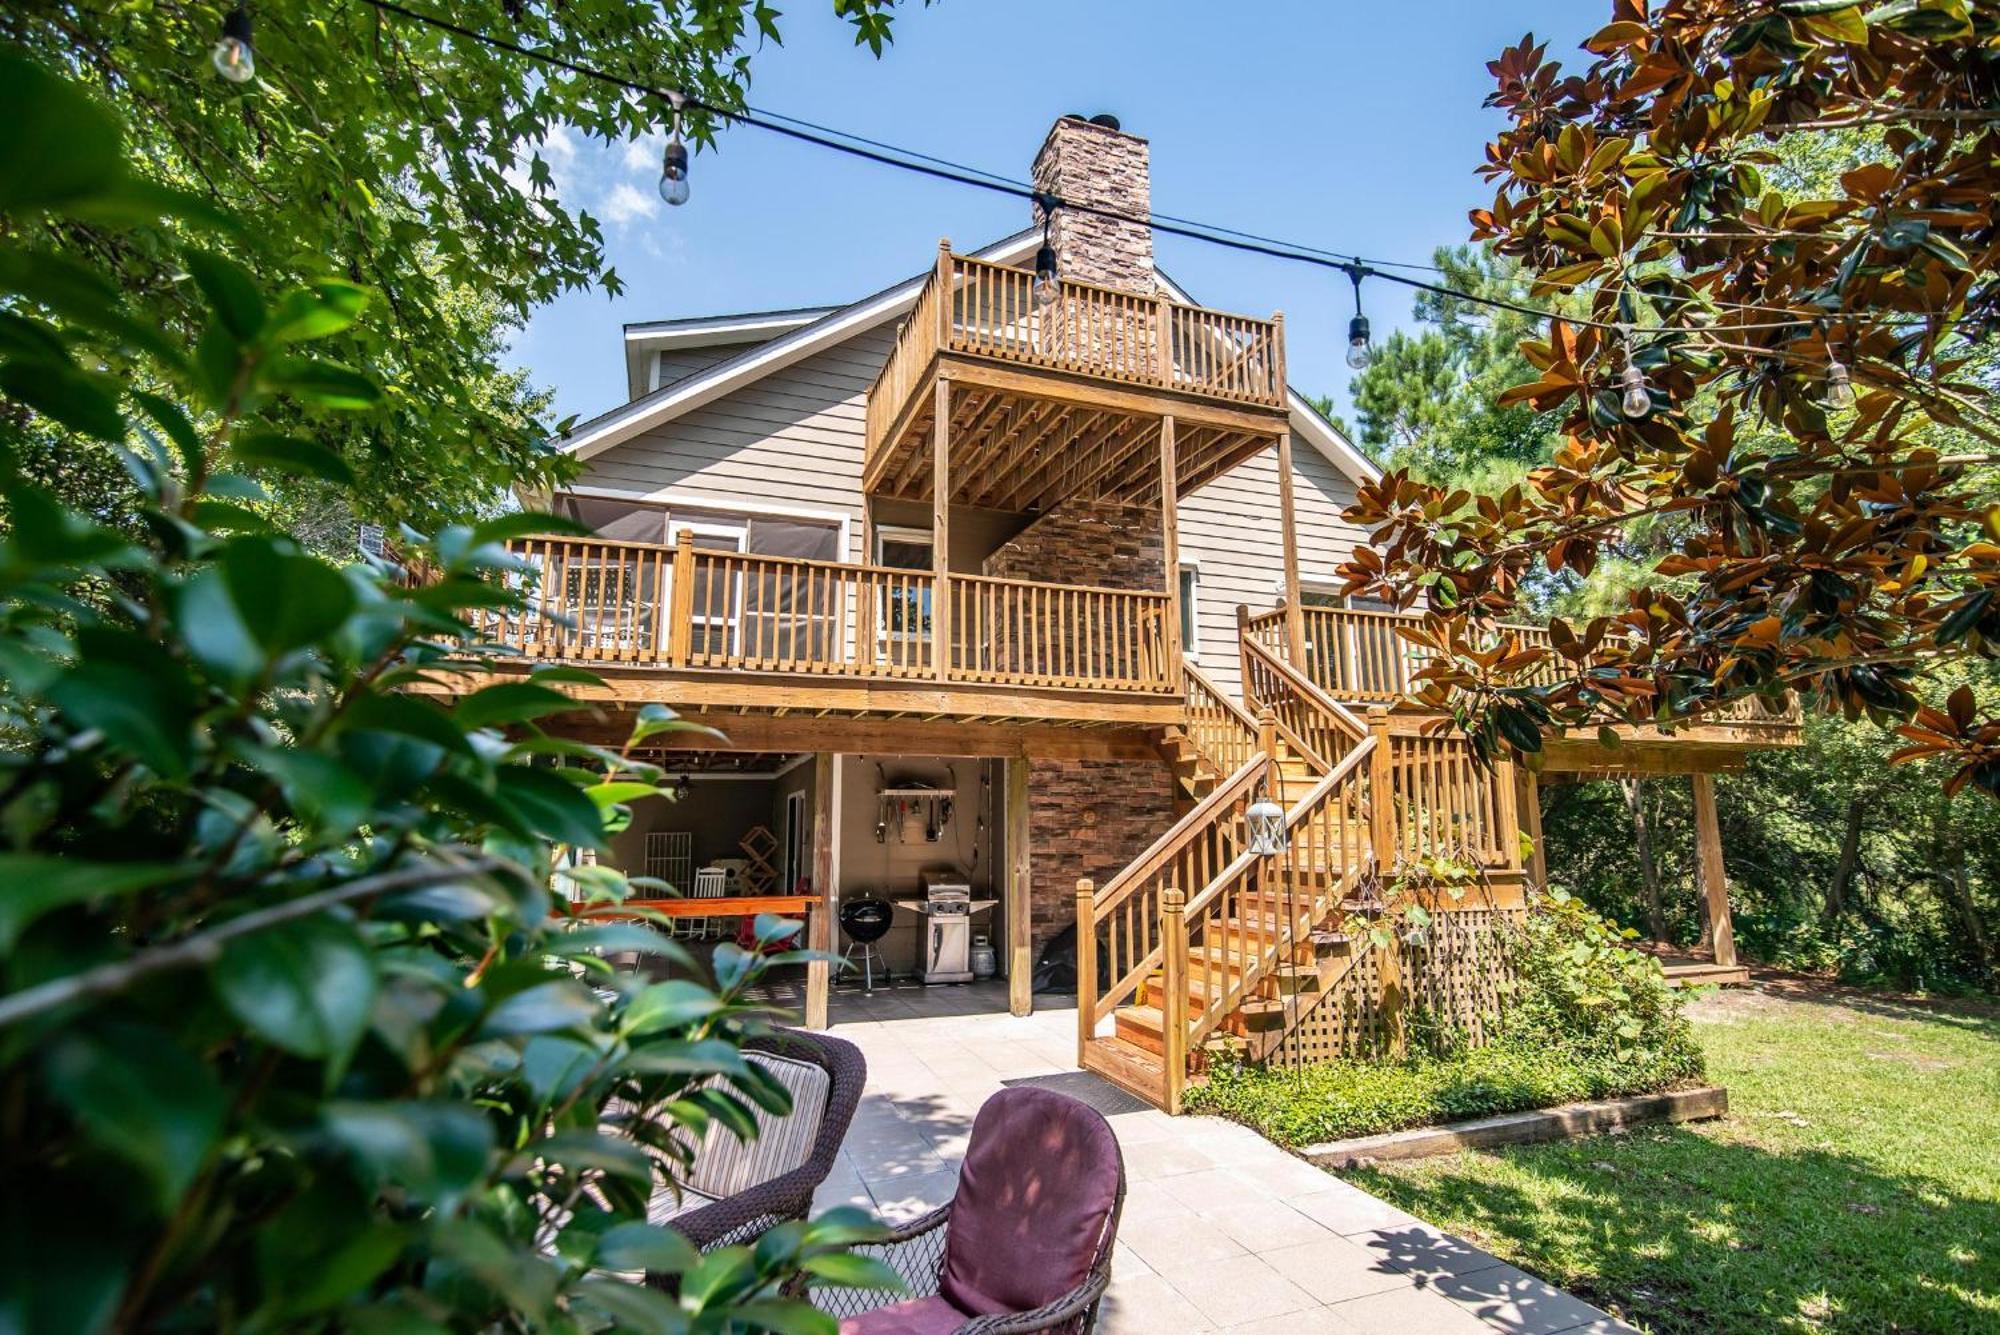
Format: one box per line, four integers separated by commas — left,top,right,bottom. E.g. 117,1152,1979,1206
1184,890,1706,1146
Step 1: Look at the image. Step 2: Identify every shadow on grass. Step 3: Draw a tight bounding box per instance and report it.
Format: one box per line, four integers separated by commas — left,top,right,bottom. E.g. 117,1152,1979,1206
1348,1126,2000,1333
1733,973,2000,1035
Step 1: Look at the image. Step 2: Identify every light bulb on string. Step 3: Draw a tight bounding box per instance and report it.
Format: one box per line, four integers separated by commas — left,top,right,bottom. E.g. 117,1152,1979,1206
1617,328,1652,419
1033,243,1059,306
657,97,690,206
1826,355,1855,410
1031,194,1060,306
1343,265,1372,370
211,3,255,83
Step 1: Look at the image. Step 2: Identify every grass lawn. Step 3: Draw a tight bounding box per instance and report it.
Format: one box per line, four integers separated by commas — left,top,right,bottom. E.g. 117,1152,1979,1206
1346,979,2000,1333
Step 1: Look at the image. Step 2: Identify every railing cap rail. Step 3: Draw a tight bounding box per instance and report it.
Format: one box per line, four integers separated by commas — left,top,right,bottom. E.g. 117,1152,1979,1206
944,250,1279,329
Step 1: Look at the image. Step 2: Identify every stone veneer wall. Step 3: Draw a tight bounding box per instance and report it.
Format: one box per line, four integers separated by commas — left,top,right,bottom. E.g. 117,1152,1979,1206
1025,758,1179,954
981,498,1163,592
1031,116,1154,296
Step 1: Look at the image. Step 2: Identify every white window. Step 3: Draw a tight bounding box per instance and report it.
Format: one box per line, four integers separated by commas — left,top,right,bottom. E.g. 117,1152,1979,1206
874,525,935,646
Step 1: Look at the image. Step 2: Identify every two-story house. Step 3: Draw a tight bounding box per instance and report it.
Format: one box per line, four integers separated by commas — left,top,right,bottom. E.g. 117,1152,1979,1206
474,115,1799,1111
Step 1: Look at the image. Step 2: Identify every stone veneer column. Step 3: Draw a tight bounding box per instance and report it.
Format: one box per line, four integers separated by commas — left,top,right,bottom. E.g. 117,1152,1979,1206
1031,116,1154,296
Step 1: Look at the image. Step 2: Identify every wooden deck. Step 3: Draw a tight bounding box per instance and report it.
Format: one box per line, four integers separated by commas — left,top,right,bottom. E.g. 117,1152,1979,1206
447,533,1183,724
1241,605,1803,769
863,247,1289,511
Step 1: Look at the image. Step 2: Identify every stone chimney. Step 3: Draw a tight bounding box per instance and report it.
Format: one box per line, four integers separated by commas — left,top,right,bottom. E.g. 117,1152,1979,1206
1031,114,1153,295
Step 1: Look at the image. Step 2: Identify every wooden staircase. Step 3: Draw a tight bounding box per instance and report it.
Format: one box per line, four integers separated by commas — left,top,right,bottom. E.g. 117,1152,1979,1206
1079,655,1384,1110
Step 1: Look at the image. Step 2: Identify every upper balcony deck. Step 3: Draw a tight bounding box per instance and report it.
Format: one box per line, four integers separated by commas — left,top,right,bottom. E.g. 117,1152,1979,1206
863,247,1291,514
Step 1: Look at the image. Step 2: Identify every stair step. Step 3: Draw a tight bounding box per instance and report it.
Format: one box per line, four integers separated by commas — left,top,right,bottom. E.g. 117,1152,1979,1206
1114,1003,1164,1054
1080,1034,1167,1106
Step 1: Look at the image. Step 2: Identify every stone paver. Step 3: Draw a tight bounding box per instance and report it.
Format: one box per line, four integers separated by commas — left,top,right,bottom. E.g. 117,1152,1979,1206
807,981,1630,1334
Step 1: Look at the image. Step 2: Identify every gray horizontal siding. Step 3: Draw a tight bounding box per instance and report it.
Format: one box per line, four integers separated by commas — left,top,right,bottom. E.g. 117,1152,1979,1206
579,327,897,562
1177,438,1370,699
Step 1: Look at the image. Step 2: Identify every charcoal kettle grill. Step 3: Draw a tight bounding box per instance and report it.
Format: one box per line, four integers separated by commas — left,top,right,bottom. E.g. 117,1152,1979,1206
838,897,894,994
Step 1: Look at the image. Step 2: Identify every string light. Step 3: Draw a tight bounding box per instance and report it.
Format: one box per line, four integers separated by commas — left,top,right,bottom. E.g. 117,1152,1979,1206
1031,194,1060,306
347,0,1976,355
1826,354,1856,409
657,94,690,207
211,3,255,83
1344,265,1372,371
1618,327,1653,419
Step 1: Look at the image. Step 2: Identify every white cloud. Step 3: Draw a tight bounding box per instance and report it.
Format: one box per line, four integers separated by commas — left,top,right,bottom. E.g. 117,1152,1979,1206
602,180,659,226
623,131,665,174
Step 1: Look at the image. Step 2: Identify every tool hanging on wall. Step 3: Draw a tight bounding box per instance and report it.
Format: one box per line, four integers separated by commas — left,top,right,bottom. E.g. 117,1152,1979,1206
876,782,954,845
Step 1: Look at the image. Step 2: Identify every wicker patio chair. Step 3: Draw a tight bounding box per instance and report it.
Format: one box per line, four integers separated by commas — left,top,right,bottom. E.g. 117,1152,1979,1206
810,1086,1125,1335
607,1029,867,1261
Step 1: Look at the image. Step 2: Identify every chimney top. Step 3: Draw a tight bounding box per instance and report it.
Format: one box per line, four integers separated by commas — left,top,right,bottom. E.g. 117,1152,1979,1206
1031,115,1153,295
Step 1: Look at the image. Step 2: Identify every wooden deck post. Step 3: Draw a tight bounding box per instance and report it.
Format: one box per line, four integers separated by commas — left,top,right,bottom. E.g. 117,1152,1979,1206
1691,774,1737,968
805,751,837,1029
1276,431,1308,669
857,504,876,672
1074,878,1096,1064
1236,604,1255,702
1007,759,1033,1017
1257,705,1279,762
1516,766,1547,887
666,529,695,667
936,239,953,347
1159,414,1181,680
1159,885,1188,1116
932,376,951,681
1367,706,1396,872
1270,311,1287,400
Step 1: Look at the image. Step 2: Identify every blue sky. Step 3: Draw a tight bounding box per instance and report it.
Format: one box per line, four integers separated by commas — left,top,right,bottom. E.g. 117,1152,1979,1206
508,1,1599,429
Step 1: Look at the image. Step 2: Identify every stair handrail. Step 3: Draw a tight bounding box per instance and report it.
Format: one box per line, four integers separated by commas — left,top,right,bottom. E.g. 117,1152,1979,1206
1241,636,1369,772
1089,752,1270,1023
1180,660,1262,775
1176,736,1378,1049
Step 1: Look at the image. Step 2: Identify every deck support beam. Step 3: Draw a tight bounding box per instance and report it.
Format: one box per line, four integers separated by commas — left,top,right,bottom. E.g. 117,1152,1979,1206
1276,430,1307,668
931,377,952,682
1159,414,1181,672
1007,759,1033,1016
1691,774,1737,968
806,751,837,1029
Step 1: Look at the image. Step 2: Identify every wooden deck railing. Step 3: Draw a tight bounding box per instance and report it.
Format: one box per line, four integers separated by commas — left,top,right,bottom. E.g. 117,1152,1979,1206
948,572,1172,691
1083,753,1269,1032
867,248,1286,449
474,533,1178,695
1181,662,1263,777
1247,603,1801,727
1240,636,1369,775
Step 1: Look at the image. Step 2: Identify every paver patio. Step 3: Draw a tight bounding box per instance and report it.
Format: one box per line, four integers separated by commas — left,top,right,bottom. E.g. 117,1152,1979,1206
803,980,1633,1335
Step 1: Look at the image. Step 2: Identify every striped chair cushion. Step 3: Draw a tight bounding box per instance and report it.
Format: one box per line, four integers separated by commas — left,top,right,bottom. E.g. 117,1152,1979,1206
683,1050,830,1200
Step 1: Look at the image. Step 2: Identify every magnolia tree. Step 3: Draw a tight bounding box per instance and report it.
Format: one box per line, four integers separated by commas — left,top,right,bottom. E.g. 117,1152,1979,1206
1339,0,2000,797
0,58,891,1332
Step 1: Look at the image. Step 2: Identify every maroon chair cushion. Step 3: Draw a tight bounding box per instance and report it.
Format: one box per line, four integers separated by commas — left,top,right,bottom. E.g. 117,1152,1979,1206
937,1087,1122,1316
838,1295,969,1335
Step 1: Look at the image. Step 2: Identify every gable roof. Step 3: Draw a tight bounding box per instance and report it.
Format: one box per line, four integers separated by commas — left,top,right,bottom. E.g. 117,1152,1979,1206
621,306,837,399
564,230,1381,489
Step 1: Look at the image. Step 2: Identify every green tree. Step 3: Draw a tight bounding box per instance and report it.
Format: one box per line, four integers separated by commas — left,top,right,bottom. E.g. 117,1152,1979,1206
0,57,897,1330
1346,246,1558,492
0,0,902,528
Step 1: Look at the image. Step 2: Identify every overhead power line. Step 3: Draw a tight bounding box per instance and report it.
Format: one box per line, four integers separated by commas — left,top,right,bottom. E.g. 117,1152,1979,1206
353,0,1938,345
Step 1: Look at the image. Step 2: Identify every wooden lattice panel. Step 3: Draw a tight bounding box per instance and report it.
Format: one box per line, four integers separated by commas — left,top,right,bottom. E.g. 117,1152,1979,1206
1271,909,1525,1066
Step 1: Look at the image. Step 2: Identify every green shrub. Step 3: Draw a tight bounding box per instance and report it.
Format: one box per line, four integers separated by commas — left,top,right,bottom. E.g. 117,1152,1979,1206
0,57,890,1333
1187,889,1705,1146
